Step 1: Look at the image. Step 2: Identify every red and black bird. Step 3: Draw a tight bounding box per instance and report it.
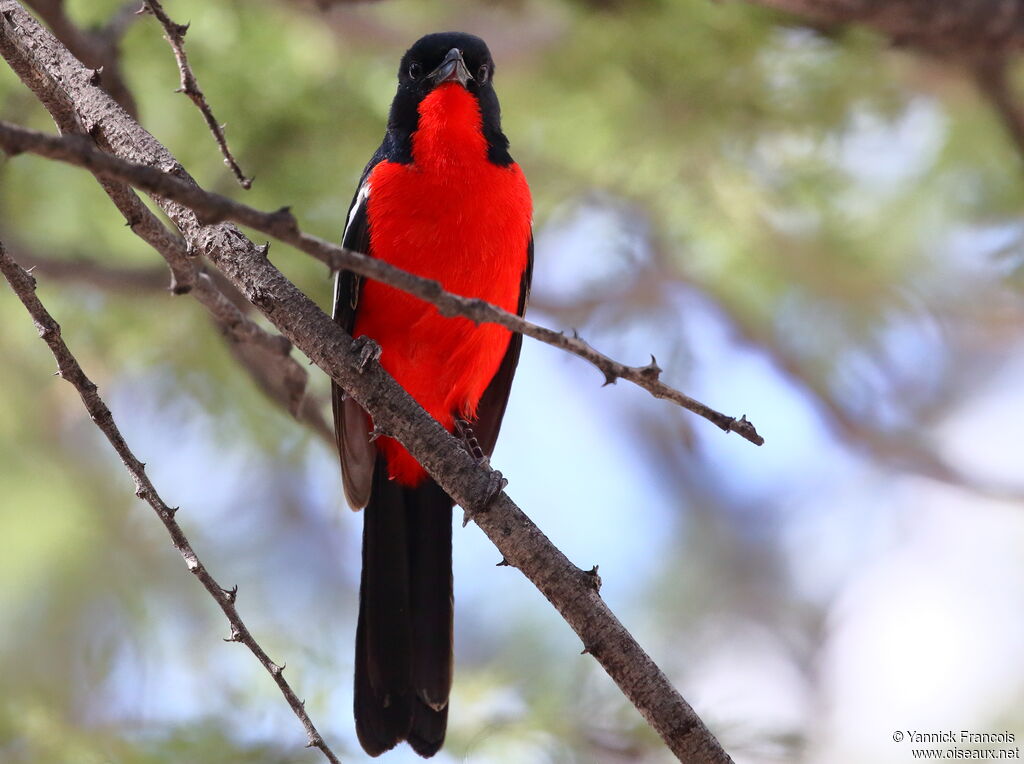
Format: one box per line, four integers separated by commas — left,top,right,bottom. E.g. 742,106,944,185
331,33,533,757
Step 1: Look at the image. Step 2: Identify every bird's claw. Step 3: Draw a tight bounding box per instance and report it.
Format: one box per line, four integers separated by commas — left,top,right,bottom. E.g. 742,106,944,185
455,418,506,526
462,469,507,527
351,335,381,372
455,418,485,463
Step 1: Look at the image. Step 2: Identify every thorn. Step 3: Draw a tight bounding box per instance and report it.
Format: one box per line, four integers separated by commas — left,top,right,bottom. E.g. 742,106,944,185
584,564,602,592
601,370,617,387
223,626,242,643
89,66,104,84
270,661,285,676
272,205,298,232
580,645,591,655
640,354,662,379
571,327,580,340
256,242,270,257
368,427,385,443
496,558,510,567
166,506,179,517
222,584,238,603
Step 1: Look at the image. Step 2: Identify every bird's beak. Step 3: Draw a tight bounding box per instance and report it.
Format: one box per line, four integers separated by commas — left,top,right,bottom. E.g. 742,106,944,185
428,48,473,88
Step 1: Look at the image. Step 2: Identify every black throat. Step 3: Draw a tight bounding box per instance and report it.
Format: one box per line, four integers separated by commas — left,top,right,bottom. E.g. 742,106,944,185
379,32,513,168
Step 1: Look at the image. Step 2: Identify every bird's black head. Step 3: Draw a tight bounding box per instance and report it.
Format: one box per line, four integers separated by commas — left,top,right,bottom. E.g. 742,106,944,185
399,32,494,94
386,32,512,166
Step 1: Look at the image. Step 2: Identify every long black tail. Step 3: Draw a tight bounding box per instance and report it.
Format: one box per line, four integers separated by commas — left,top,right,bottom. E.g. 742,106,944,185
355,456,453,758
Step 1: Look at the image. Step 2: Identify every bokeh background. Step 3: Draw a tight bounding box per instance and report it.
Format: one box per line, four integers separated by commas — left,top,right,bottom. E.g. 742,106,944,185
3,0,1024,762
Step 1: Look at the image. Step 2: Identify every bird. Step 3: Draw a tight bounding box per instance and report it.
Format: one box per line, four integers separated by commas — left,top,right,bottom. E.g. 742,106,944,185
331,32,533,758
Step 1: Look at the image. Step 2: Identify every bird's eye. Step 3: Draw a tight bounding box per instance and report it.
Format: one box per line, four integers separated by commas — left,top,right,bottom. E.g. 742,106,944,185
477,64,490,83
408,62,422,80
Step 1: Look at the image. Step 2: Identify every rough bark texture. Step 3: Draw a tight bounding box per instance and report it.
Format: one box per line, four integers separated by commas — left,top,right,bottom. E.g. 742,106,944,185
0,2,732,761
24,0,138,114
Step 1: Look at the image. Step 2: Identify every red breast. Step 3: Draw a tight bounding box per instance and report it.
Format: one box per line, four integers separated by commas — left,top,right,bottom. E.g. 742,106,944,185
353,84,532,485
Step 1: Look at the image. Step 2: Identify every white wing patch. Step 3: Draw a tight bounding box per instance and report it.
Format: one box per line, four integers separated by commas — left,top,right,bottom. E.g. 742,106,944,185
345,181,371,238
333,181,371,320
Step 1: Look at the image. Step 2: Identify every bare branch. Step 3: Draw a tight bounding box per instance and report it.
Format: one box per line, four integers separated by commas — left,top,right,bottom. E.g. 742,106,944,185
9,239,334,443
8,244,169,292
0,19,325,444
0,4,735,759
140,0,252,189
0,240,341,764
24,0,138,114
0,120,764,447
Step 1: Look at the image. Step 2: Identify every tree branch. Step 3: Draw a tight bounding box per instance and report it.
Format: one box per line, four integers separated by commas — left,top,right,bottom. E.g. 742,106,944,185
6,236,333,442
0,2,734,760
0,120,764,447
24,0,137,114
140,0,252,189
740,0,1024,58
8,244,169,292
0,6,328,445
0,240,342,764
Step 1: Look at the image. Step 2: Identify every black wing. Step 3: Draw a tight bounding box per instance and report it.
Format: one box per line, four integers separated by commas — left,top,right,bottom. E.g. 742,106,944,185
332,155,383,509
472,234,533,457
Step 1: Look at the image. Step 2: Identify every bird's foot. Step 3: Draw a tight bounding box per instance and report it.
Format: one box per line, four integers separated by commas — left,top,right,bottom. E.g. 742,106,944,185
350,335,381,373
455,418,485,463
456,419,507,526
462,469,507,527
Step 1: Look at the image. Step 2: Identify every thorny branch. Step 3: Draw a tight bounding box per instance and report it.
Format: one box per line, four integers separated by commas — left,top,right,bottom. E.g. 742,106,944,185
1,2,328,442
98,174,332,439
0,241,341,764
140,0,252,189
0,120,765,447
6,242,332,440
0,4,734,759
25,0,138,114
